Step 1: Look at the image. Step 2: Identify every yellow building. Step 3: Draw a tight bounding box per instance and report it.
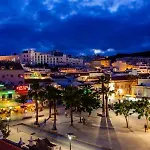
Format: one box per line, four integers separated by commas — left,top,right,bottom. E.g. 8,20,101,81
91,58,110,68
100,59,110,67
112,61,135,72
111,75,138,100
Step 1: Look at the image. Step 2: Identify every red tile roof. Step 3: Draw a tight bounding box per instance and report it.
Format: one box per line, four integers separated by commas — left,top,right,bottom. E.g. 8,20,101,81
0,140,21,150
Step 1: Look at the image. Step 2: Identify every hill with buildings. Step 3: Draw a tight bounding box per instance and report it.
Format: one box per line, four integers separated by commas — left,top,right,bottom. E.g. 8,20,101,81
109,50,150,62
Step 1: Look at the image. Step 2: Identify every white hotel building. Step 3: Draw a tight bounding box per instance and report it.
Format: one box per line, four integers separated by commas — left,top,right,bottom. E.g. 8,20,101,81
19,49,84,66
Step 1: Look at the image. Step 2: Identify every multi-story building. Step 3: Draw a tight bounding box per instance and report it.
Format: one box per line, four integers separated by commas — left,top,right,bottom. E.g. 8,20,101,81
116,57,150,65
135,62,150,74
112,61,135,72
0,61,24,85
91,58,110,68
0,55,20,62
111,75,138,100
19,49,84,66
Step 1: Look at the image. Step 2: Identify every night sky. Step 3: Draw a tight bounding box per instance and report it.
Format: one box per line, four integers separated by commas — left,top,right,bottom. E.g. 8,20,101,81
0,0,150,56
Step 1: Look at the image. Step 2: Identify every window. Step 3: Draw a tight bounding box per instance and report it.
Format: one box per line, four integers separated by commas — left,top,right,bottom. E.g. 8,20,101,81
18,74,23,78
18,81,23,84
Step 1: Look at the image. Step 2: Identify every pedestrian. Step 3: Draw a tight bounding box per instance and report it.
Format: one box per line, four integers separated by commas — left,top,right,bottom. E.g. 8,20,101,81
44,118,46,125
144,124,147,132
65,111,67,117
82,117,85,125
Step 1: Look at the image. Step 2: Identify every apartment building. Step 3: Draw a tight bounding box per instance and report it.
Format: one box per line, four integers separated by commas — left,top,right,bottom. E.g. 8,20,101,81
0,61,24,85
19,49,83,66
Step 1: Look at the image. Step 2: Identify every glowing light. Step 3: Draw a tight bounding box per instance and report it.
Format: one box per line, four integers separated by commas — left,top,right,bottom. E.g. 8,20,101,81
118,89,123,94
8,91,13,94
68,136,72,140
0,84,4,87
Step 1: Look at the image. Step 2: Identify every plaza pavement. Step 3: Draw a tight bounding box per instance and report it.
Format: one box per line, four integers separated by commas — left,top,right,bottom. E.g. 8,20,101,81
9,107,150,150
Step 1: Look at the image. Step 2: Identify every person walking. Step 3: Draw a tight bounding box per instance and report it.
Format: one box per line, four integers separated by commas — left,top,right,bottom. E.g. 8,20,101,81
144,124,147,132
44,118,46,126
65,111,67,117
82,117,85,125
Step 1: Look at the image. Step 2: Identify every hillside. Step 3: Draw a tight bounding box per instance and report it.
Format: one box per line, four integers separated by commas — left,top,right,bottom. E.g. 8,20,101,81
109,50,150,62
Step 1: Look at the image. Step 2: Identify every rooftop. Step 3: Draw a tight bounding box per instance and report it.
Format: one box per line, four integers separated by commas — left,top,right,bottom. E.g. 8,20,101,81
0,139,22,150
111,75,138,81
0,61,23,70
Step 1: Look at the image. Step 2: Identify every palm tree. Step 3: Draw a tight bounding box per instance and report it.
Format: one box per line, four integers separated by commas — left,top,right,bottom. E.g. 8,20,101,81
97,74,110,114
75,88,85,123
70,85,100,123
45,86,54,119
45,85,61,130
62,86,78,126
38,88,46,111
28,83,41,125
104,87,114,117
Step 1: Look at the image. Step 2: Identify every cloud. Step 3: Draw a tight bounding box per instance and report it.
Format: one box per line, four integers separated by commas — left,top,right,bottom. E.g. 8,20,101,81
92,48,116,55
92,49,105,54
107,48,115,52
0,0,149,55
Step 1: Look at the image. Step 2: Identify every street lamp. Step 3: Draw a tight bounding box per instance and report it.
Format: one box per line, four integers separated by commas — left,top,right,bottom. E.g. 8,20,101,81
6,117,10,130
67,133,76,150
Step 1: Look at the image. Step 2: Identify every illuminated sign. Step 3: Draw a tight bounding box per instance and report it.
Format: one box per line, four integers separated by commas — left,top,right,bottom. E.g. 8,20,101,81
16,85,29,95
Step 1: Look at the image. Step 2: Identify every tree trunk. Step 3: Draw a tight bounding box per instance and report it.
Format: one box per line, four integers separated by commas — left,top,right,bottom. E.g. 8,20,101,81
125,116,129,128
105,94,109,117
79,111,82,123
102,83,105,114
35,100,39,125
88,112,91,117
146,117,149,129
49,101,52,118
52,99,57,130
70,105,73,126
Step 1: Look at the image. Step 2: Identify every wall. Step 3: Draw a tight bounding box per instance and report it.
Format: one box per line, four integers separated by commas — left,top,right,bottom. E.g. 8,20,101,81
132,85,150,98
112,61,135,72
0,70,24,85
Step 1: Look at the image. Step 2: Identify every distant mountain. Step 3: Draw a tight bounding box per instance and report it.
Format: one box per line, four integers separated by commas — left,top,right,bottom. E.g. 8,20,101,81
109,50,150,62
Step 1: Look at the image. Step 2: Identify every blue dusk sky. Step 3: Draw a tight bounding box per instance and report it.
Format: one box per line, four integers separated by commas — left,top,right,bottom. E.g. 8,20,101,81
0,0,150,56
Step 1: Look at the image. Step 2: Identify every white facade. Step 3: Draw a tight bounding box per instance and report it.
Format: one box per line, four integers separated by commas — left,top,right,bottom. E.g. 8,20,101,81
132,79,150,98
136,63,150,74
19,49,83,66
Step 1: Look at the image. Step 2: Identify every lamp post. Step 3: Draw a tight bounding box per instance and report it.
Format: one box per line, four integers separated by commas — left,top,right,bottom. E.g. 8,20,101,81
6,117,10,130
67,133,76,150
